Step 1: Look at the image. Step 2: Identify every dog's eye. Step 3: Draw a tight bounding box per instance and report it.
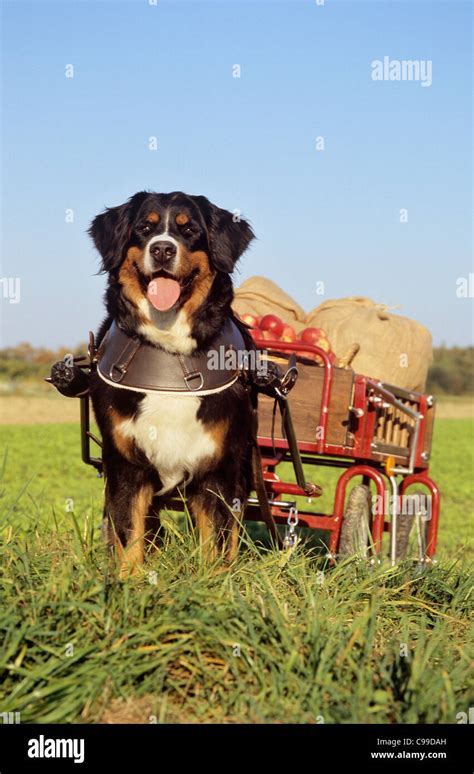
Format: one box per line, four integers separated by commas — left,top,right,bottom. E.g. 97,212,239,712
182,226,194,237
139,223,152,235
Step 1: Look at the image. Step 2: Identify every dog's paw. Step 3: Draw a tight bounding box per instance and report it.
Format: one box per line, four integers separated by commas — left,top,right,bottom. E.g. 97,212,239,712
50,361,75,389
49,361,89,397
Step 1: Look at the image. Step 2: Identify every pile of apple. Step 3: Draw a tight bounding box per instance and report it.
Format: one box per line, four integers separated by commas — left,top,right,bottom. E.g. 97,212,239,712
239,313,335,364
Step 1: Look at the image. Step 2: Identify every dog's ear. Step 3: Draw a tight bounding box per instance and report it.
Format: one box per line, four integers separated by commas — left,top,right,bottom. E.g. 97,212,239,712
193,196,255,273
89,191,148,272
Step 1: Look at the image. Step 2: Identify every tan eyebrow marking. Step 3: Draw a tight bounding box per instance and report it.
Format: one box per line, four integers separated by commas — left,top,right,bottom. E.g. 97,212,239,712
175,212,189,225
146,212,160,223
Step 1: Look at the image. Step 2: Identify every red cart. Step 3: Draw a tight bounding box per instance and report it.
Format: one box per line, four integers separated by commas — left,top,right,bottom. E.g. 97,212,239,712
245,336,439,564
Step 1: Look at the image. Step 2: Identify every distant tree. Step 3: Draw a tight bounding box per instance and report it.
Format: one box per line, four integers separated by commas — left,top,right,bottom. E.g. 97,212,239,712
427,347,474,395
0,342,89,383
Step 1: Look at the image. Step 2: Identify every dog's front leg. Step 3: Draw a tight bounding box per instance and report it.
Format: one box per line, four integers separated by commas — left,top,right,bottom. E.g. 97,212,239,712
189,492,219,563
103,458,154,577
189,480,246,565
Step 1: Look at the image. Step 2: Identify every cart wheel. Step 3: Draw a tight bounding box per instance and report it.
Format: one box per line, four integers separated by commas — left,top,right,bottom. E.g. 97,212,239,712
393,502,416,562
394,494,427,561
338,484,371,558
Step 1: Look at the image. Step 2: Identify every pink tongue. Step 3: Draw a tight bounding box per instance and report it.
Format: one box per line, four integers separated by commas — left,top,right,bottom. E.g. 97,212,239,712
147,278,181,312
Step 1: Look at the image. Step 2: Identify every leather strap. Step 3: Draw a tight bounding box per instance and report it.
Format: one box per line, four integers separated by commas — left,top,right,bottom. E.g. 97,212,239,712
96,320,247,395
248,397,283,549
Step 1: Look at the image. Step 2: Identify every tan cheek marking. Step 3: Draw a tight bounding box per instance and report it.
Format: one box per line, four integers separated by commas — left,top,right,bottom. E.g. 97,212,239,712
176,212,189,225
181,249,215,321
147,212,160,224
118,247,148,322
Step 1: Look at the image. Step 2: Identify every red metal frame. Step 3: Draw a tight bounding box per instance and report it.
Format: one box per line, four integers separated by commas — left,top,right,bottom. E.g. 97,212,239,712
249,335,440,558
330,465,386,555
258,338,334,453
400,474,440,558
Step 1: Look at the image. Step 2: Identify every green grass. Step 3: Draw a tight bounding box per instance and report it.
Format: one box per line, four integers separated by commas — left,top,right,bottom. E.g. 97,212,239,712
0,419,473,723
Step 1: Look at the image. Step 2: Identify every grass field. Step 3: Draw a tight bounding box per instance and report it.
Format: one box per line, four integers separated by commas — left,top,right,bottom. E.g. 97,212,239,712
0,415,473,723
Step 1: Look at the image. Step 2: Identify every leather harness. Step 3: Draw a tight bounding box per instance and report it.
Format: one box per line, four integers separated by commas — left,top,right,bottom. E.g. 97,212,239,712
95,320,248,396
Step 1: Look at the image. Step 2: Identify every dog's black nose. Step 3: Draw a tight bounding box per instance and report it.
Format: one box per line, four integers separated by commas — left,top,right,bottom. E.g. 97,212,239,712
149,241,177,264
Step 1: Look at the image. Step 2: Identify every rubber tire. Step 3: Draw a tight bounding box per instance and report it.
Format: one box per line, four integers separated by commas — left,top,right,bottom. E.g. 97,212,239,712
338,484,371,558
393,502,416,561
394,493,427,561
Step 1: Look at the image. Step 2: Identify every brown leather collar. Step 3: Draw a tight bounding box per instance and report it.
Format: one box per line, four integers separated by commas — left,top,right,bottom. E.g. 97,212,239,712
95,320,248,395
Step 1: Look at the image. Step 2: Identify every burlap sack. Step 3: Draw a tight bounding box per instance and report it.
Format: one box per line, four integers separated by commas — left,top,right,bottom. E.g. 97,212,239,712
233,276,307,332
307,297,432,391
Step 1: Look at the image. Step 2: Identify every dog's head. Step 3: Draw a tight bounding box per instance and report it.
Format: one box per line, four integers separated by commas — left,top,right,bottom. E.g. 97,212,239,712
89,192,254,341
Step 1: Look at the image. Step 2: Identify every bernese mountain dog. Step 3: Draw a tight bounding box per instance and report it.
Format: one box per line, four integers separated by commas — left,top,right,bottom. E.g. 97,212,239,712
54,191,257,575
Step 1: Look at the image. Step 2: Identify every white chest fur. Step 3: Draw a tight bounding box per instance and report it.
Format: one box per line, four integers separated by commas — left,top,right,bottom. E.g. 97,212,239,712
118,393,217,494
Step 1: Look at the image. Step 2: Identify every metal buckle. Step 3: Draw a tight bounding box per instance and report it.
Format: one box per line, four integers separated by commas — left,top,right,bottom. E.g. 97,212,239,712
109,363,126,383
280,356,298,394
184,371,204,391
283,507,300,549
88,331,96,363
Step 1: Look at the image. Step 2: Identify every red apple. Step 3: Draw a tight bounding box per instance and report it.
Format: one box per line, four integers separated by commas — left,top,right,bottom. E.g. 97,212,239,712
300,327,326,346
281,324,297,342
316,337,331,353
240,313,259,328
258,330,276,341
259,314,284,338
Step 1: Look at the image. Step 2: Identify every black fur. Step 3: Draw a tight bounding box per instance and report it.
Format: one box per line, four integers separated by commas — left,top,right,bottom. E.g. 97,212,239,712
71,191,256,569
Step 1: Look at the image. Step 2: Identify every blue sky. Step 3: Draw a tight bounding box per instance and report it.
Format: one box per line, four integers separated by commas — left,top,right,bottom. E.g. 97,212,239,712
1,0,472,347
